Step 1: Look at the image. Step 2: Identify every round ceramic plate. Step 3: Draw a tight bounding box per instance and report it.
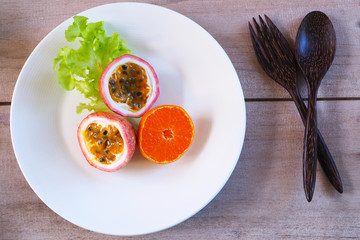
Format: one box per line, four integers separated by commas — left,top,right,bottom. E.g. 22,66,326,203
10,2,246,236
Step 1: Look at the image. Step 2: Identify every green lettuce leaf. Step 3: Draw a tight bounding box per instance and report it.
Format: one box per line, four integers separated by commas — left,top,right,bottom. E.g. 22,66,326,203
53,16,132,113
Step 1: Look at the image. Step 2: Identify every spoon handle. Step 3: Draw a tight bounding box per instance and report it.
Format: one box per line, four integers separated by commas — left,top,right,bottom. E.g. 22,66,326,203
304,88,318,202
289,89,343,193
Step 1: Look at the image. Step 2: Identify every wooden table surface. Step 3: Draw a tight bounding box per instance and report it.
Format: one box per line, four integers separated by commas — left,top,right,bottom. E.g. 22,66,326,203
1,0,360,239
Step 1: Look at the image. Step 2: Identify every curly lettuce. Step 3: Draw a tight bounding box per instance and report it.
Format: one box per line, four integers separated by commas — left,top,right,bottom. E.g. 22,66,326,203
53,16,132,113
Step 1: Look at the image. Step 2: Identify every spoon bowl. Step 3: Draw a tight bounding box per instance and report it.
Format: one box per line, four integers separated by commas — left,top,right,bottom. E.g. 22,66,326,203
295,11,336,202
296,11,336,83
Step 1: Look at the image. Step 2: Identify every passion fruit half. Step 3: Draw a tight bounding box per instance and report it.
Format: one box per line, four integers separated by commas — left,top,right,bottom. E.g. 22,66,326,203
77,112,136,172
99,54,160,118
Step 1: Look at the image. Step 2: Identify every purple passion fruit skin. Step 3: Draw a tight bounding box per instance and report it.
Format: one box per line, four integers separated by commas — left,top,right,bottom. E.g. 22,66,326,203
77,112,136,172
99,54,160,118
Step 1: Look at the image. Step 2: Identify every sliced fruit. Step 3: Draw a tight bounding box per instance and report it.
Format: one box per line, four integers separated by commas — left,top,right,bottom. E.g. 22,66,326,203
99,54,160,118
77,112,136,172
137,105,195,164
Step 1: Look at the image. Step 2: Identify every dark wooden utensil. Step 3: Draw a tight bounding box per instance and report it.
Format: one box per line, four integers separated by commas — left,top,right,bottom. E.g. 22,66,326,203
295,11,337,202
248,15,342,197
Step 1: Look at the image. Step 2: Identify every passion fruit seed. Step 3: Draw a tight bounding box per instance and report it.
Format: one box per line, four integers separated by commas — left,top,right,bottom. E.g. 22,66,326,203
108,62,150,112
84,123,124,165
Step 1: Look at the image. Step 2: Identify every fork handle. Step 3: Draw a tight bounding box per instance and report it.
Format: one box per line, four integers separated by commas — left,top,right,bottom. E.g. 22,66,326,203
289,89,343,193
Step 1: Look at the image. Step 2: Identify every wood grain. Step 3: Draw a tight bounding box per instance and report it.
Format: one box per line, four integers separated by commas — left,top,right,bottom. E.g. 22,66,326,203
2,100,360,239
250,14,342,194
2,0,360,239
296,11,338,201
0,0,359,101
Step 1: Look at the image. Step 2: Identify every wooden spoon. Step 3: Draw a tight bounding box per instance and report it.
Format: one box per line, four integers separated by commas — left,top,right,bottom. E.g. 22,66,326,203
295,11,336,202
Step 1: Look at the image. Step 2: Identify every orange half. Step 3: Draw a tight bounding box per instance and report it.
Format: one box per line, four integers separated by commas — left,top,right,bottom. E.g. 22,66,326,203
137,105,195,164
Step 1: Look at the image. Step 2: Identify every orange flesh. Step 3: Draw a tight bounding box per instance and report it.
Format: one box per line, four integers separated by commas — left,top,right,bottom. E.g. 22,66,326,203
83,123,124,164
138,106,195,164
108,62,150,112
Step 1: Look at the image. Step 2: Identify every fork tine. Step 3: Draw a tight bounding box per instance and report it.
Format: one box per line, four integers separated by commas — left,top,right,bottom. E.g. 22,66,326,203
249,22,274,78
258,15,282,59
252,17,278,65
264,15,292,53
252,17,262,36
264,15,296,63
249,22,268,62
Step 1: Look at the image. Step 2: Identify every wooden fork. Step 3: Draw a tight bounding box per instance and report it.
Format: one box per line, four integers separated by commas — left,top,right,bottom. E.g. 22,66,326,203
248,15,343,199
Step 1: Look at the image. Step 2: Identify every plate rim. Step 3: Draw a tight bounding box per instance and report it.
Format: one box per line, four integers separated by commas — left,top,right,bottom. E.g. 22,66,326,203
10,2,246,236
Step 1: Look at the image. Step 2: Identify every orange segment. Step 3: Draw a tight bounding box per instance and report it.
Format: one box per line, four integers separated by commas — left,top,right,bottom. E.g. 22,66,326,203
137,105,195,164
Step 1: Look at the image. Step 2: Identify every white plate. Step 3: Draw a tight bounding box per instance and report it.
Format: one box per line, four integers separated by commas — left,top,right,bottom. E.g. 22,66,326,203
10,2,246,236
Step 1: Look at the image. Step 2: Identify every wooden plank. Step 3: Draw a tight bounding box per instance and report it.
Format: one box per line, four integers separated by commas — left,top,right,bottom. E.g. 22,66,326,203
2,99,360,239
0,0,359,102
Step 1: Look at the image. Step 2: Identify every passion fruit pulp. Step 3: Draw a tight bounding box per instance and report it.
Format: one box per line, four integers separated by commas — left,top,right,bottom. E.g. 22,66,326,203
99,54,160,118
77,112,136,172
83,123,124,164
